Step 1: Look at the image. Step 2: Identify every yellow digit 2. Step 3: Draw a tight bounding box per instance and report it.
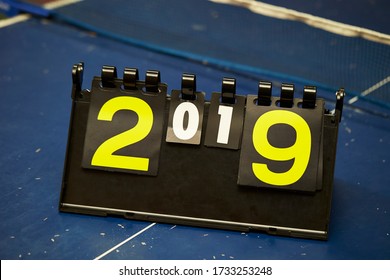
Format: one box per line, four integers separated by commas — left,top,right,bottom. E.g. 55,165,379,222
252,110,311,186
91,96,153,171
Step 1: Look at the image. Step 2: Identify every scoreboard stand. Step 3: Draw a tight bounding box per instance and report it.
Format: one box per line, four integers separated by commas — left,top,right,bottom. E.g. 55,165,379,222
60,63,344,240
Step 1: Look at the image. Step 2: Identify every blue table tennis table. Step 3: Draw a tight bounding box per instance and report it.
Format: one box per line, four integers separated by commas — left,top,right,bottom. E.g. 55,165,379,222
0,0,389,260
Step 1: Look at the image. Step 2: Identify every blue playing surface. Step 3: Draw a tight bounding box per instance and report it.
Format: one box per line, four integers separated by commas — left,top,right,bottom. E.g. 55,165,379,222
0,0,389,260
53,0,390,106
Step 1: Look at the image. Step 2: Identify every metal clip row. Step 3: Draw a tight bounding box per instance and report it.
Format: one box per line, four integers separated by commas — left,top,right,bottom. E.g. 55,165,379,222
257,81,318,109
100,65,161,92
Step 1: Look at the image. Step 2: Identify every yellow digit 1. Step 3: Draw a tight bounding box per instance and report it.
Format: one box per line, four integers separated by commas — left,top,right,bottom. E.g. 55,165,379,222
252,110,311,186
91,96,153,171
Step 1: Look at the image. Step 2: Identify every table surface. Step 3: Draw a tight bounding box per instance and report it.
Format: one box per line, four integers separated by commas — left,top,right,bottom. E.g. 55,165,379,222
0,0,389,260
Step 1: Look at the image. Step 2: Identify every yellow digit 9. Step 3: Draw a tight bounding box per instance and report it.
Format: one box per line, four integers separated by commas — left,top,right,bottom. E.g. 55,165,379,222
91,96,153,171
252,110,311,186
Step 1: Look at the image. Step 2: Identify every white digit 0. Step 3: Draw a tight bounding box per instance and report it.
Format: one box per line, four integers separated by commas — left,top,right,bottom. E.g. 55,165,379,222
172,102,199,140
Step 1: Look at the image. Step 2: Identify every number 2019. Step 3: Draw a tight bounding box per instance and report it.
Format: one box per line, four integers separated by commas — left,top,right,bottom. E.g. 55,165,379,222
88,95,315,187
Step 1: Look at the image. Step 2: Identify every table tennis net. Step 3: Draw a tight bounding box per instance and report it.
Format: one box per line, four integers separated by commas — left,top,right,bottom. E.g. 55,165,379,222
19,0,390,109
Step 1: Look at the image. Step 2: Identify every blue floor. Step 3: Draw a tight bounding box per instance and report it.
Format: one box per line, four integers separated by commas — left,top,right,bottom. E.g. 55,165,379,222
0,1,389,260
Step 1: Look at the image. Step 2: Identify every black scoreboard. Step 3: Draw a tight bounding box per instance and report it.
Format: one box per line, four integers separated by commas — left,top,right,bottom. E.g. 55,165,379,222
60,63,344,240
